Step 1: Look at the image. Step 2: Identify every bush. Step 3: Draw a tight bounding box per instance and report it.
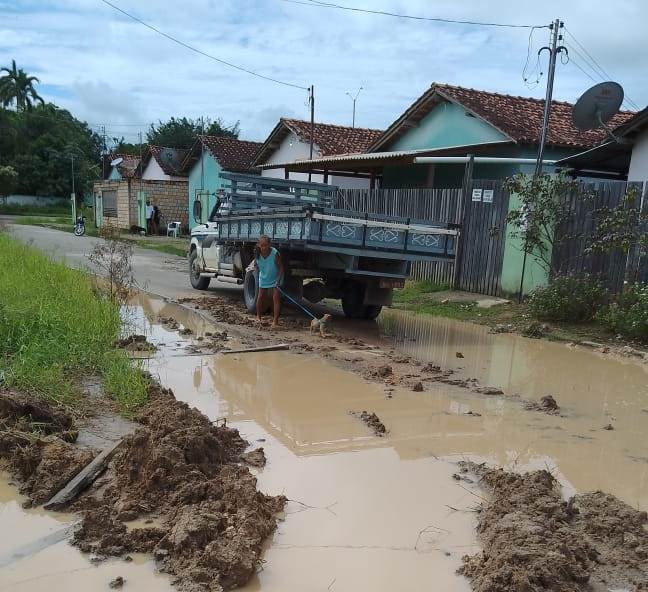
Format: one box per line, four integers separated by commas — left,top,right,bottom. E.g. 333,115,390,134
528,275,606,323
597,284,648,342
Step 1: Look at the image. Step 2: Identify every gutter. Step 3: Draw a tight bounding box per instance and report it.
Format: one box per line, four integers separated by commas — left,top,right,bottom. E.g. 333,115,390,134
414,156,556,165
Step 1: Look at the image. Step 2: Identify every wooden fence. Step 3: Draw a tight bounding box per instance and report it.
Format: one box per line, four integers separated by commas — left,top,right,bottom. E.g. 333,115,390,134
552,181,648,292
335,188,462,284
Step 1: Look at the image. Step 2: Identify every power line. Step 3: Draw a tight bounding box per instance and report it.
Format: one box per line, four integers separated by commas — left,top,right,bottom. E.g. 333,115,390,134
99,0,308,90
564,27,640,110
280,0,545,28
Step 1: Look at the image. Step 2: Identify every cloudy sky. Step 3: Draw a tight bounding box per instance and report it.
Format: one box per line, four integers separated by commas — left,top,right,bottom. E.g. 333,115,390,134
1,0,646,143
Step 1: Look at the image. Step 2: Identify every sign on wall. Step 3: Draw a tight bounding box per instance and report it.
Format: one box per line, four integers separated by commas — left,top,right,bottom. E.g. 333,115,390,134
483,189,494,203
472,188,483,202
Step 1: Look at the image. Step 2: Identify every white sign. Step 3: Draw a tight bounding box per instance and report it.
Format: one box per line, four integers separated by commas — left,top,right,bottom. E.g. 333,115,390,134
471,188,483,202
483,189,494,203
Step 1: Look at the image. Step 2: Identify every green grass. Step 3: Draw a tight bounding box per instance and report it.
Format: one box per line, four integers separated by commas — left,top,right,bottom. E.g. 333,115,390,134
125,238,187,258
0,204,70,216
0,233,148,414
392,280,450,305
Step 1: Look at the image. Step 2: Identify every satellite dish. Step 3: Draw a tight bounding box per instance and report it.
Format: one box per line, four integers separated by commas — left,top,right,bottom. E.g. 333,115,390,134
573,82,624,132
110,157,124,166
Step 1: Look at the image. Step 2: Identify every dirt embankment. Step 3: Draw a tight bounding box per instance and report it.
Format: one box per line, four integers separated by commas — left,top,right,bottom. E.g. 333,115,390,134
458,462,648,592
1,386,284,592
0,390,94,506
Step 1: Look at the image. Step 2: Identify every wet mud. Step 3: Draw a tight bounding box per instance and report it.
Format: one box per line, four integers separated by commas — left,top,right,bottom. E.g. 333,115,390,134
458,462,648,592
0,390,94,507
350,411,388,436
71,383,285,592
116,334,157,352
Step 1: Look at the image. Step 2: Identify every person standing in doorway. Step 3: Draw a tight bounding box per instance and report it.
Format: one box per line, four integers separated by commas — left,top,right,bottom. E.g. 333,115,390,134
152,203,161,235
145,199,154,235
254,235,284,328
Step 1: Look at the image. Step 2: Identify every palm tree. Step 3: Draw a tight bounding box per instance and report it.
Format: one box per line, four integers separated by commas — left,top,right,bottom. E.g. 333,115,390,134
0,60,44,111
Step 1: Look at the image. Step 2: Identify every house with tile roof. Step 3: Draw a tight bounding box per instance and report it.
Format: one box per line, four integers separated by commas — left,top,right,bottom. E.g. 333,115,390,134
105,153,140,181
182,135,263,229
139,145,189,181
251,118,383,188
266,84,634,188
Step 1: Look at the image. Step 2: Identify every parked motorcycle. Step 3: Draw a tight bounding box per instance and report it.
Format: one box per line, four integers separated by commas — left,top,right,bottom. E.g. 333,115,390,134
73,215,86,237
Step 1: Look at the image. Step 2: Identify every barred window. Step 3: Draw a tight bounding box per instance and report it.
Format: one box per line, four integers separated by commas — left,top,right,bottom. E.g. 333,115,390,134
102,190,117,217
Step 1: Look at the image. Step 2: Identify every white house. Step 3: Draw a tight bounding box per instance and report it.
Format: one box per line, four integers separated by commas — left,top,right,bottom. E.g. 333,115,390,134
139,145,189,181
251,118,383,189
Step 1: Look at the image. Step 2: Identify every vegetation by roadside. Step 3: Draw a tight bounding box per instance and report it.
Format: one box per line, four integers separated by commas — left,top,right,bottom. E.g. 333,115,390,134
0,204,70,216
393,278,648,347
0,233,148,414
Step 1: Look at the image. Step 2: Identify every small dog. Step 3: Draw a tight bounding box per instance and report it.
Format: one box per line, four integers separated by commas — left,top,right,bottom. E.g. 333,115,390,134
310,313,332,337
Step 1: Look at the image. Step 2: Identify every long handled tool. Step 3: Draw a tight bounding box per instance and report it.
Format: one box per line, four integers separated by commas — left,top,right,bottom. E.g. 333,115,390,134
276,286,319,321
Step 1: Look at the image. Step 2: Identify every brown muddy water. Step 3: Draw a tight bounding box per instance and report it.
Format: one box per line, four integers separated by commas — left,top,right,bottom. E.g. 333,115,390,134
1,295,647,592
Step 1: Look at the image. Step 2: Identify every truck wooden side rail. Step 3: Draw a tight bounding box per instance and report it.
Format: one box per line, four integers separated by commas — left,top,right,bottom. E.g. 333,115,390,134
189,173,459,319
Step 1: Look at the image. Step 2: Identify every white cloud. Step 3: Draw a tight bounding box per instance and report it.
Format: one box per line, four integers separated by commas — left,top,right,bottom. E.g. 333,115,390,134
1,0,646,142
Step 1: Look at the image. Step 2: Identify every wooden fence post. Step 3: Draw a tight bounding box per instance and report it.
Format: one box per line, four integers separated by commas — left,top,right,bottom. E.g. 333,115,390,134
453,155,474,290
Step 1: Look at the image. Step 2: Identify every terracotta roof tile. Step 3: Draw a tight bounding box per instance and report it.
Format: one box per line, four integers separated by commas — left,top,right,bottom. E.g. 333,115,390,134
114,154,140,179
199,135,263,172
147,145,189,177
373,83,635,151
282,118,383,156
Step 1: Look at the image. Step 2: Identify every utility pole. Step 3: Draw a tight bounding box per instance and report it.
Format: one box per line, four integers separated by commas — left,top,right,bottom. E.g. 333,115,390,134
309,85,315,182
518,18,566,302
346,86,363,128
101,125,106,179
70,153,76,223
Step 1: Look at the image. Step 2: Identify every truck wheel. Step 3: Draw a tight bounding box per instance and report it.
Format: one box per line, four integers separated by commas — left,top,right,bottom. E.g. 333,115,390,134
341,283,366,319
363,305,382,320
189,249,210,290
243,270,258,313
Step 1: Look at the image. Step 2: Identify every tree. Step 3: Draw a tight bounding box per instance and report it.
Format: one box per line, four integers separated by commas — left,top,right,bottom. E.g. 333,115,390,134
0,60,44,111
147,116,239,149
0,165,18,196
504,173,578,271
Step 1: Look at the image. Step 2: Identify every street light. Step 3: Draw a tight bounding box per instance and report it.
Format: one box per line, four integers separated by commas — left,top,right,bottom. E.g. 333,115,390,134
345,86,363,128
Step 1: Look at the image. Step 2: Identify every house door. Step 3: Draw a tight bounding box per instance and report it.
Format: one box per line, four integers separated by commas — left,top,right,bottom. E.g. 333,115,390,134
456,180,509,296
95,192,103,227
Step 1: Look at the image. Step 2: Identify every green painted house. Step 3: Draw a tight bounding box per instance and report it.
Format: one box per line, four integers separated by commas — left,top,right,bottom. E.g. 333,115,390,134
183,135,262,230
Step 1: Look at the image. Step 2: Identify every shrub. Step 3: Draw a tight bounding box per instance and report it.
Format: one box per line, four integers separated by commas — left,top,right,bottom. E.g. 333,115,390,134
528,275,606,323
597,284,648,342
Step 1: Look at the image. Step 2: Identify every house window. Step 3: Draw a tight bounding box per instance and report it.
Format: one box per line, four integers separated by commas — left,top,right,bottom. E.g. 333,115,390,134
102,190,117,217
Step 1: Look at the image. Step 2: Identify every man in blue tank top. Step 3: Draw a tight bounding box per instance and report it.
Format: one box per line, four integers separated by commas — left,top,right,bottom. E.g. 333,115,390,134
255,235,284,327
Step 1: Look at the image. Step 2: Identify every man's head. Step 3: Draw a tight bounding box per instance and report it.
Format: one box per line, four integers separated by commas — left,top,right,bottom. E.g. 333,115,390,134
146,200,151,206
258,235,271,256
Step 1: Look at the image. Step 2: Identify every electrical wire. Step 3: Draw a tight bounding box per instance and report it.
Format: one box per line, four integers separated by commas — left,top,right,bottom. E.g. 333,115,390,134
99,0,308,90
564,27,640,110
522,26,545,89
280,0,545,28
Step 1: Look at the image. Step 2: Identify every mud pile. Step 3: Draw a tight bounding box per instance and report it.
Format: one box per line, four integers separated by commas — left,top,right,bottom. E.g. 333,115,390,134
0,389,94,506
458,462,648,592
115,334,157,352
351,410,387,436
72,384,285,592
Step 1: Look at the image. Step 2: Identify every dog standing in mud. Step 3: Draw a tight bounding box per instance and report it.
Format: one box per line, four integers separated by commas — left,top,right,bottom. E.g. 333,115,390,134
310,313,332,337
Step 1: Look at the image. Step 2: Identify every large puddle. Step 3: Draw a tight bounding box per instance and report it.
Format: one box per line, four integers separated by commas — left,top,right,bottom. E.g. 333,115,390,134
1,296,647,591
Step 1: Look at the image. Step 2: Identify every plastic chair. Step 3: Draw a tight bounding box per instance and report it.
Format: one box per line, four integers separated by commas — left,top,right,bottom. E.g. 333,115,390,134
167,221,181,238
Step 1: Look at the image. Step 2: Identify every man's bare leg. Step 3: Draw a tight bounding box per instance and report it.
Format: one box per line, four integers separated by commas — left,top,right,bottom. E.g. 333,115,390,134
271,287,281,327
256,288,266,323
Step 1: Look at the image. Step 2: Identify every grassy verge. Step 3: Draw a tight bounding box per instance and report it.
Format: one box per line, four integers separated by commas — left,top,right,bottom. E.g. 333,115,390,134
0,233,148,414
123,237,187,258
0,204,70,216
392,280,621,346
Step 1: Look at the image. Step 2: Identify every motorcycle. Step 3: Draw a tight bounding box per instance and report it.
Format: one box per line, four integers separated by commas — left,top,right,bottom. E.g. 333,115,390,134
73,215,86,237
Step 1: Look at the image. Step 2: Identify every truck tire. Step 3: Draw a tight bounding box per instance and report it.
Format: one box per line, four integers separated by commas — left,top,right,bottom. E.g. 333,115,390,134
341,282,366,319
243,270,258,313
189,249,210,290
363,305,382,320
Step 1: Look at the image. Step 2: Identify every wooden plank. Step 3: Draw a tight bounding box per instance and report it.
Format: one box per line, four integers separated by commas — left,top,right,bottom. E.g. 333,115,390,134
44,439,123,510
222,344,290,355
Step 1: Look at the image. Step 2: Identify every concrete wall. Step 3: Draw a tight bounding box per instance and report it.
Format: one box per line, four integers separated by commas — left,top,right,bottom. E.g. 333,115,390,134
261,131,370,189
0,194,68,207
94,178,189,231
628,127,648,182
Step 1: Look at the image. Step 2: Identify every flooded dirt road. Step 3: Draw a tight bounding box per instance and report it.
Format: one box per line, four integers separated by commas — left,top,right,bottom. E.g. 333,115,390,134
2,294,647,591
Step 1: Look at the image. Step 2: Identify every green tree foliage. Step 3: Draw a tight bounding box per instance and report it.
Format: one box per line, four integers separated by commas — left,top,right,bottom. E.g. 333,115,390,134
0,165,18,195
0,103,102,197
147,116,240,149
0,60,44,111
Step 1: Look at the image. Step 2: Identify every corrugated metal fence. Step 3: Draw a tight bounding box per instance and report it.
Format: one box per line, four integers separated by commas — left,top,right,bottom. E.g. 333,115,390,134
335,187,463,284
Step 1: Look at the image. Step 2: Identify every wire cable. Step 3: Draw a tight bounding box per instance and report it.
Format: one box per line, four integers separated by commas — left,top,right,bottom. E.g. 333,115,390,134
280,0,545,28
564,27,640,110
99,0,308,90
